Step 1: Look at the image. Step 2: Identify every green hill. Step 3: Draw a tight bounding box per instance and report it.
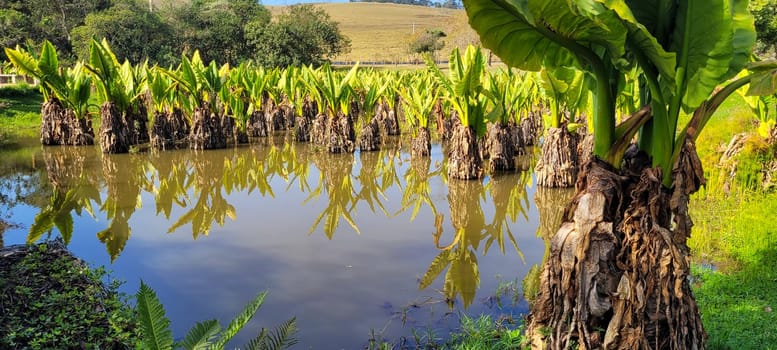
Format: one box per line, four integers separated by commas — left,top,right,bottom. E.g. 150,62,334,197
269,2,480,63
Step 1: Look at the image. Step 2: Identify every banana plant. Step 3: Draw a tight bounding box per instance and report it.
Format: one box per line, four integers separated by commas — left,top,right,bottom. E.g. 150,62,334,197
538,66,589,130
427,45,489,179
400,75,438,137
464,0,773,348
303,64,360,153
5,41,95,145
136,281,297,350
304,64,359,119
86,38,151,152
427,45,489,137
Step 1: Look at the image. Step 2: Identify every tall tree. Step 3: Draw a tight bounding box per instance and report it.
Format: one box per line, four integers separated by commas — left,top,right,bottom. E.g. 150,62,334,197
172,0,270,65
246,4,351,67
751,0,777,56
70,0,175,65
0,0,110,61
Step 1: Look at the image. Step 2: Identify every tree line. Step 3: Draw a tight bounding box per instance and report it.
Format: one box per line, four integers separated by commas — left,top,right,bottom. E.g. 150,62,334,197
0,0,351,68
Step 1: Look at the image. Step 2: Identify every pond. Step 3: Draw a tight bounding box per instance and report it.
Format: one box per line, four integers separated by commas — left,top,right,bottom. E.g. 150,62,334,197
0,134,572,348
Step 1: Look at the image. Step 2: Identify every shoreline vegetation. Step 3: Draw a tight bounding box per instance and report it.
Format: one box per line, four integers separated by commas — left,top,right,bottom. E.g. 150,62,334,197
1,86,776,348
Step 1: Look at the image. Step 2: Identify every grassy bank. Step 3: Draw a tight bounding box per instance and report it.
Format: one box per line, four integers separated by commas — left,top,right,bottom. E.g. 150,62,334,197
688,91,777,349
0,240,137,348
0,84,42,141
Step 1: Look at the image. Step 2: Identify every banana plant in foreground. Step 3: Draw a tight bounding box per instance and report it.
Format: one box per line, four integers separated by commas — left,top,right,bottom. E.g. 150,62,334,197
464,0,776,348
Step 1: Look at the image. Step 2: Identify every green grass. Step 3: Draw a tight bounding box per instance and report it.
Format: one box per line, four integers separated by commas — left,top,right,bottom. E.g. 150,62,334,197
691,191,777,350
0,84,43,140
687,85,777,349
0,241,138,348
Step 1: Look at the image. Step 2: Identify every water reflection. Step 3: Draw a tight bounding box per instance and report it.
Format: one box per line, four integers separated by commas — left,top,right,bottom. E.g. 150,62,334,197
26,141,541,309
0,138,558,347
420,167,533,309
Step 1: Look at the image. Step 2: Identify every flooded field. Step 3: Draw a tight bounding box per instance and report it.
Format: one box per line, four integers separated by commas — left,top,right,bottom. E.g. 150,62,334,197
0,135,571,348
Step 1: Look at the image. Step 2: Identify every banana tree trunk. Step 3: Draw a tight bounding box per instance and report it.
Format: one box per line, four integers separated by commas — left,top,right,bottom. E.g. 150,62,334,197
535,126,579,188
247,110,268,138
99,102,130,154
521,111,543,146
170,108,189,143
528,142,706,350
41,98,67,145
357,118,382,152
189,107,227,150
129,103,149,145
447,119,482,180
484,122,516,174
311,113,328,146
380,102,400,136
150,111,172,150
327,112,355,154
411,126,432,158
295,114,311,143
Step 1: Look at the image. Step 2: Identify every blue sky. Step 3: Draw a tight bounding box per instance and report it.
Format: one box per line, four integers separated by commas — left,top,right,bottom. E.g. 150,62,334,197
261,0,348,6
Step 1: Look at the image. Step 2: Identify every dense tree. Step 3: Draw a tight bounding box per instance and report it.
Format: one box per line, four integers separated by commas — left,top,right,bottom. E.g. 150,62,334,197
0,0,110,61
70,0,175,65
751,0,777,57
170,0,270,65
247,4,351,68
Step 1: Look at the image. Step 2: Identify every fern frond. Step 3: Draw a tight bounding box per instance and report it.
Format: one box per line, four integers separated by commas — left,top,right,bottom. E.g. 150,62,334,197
136,281,174,350
177,319,221,350
244,317,299,350
212,291,268,349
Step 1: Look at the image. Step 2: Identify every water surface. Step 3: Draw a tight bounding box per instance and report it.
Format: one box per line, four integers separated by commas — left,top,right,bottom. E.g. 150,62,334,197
0,135,566,348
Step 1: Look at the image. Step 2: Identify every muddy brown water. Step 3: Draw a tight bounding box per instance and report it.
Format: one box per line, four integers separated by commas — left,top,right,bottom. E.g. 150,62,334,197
0,134,573,348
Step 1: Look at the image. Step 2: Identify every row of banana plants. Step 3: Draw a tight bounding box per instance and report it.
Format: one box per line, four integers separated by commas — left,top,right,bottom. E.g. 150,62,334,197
5,40,606,180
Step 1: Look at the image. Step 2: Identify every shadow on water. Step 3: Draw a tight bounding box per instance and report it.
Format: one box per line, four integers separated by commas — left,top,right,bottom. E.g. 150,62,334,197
1,138,565,347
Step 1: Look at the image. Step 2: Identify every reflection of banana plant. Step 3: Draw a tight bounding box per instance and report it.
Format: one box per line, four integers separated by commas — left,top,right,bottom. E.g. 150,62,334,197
398,157,441,221
166,152,237,239
148,153,191,219
419,181,486,308
28,177,101,245
352,151,391,217
482,171,531,257
306,154,358,238
97,154,148,261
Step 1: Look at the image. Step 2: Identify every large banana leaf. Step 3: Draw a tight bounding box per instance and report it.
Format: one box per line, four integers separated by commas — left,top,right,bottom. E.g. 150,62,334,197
465,0,628,71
